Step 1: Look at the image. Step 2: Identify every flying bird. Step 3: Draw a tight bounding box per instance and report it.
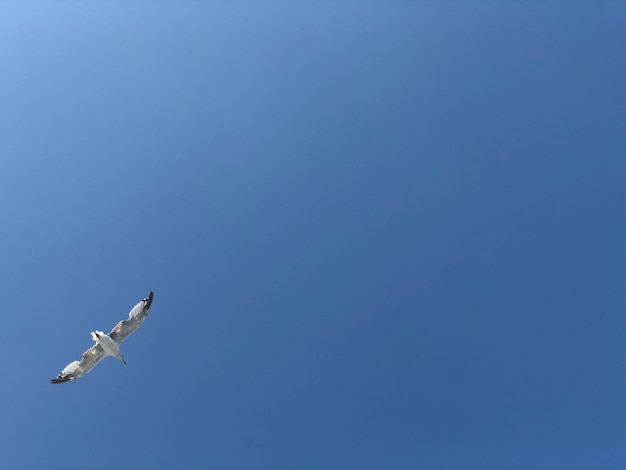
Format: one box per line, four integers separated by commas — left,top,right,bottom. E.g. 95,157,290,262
51,291,154,384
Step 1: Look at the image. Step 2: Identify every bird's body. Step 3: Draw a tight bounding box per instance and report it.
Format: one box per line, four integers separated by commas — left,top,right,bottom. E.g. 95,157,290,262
91,330,125,363
51,291,154,384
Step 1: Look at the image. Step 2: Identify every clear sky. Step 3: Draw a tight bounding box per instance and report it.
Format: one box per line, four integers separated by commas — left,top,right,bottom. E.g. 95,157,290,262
1,1,625,469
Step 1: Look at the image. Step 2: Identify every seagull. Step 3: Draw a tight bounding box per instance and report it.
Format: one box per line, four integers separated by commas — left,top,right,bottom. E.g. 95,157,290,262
51,291,154,384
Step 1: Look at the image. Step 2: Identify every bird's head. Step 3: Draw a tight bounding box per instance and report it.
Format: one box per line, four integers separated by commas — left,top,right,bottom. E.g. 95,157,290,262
91,331,106,342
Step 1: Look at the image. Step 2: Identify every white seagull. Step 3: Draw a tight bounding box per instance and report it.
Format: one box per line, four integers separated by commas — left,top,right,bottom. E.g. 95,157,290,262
51,291,154,384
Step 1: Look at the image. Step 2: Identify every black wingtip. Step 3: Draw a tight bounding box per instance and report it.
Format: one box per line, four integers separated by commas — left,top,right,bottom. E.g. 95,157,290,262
51,376,72,384
145,291,154,310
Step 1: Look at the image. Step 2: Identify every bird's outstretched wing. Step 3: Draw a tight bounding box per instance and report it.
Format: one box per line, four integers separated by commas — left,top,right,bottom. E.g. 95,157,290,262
51,344,107,384
108,291,154,345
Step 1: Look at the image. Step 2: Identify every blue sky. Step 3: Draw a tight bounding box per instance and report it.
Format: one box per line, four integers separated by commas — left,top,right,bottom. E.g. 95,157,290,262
1,1,625,469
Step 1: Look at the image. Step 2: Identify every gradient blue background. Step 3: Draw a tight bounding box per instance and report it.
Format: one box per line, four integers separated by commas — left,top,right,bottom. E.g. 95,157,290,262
1,2,625,469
